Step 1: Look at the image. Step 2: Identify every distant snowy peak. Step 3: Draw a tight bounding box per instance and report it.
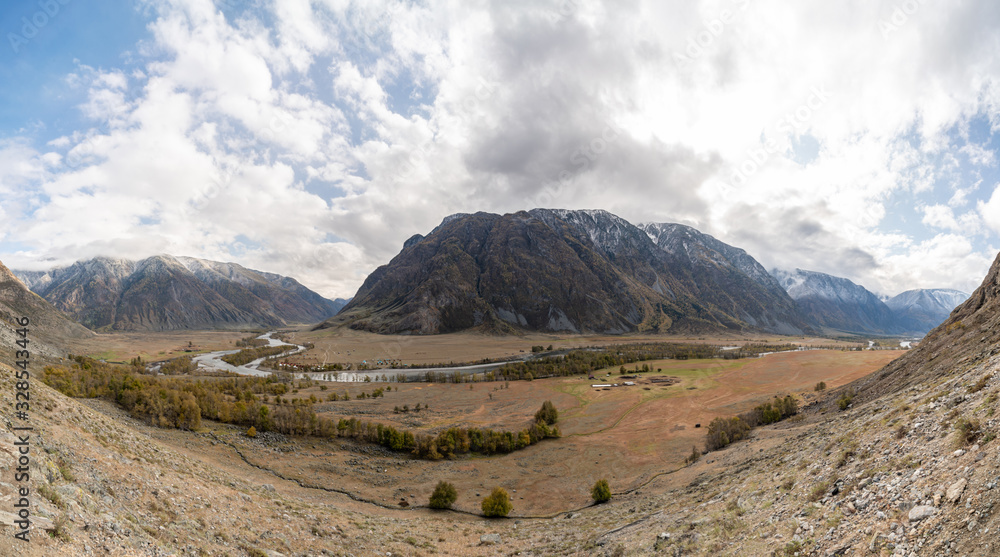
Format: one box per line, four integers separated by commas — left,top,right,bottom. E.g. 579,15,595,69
885,289,970,334
885,289,969,314
771,268,881,304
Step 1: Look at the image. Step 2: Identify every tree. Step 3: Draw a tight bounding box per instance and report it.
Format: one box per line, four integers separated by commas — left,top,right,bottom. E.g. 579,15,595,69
534,400,558,425
481,487,512,517
814,381,827,392
591,479,611,504
429,481,458,510
246,426,257,438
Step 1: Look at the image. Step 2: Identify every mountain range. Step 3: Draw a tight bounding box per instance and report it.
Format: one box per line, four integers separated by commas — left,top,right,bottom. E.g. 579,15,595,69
322,209,966,337
14,255,347,332
8,211,967,337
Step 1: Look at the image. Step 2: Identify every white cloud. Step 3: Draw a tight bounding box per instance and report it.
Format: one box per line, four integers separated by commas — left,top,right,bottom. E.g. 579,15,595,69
5,0,1000,299
923,204,960,230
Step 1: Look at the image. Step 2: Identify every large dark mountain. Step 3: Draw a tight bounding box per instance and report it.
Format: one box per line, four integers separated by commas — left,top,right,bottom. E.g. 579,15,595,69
884,288,969,334
771,268,902,335
321,209,810,335
0,259,94,357
15,255,345,332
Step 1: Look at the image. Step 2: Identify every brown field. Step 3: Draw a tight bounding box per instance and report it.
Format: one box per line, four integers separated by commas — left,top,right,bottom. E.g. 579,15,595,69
146,347,902,517
286,326,876,367
64,329,260,363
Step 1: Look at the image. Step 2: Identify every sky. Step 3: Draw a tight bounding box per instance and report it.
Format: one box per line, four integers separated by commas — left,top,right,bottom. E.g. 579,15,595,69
2,0,1000,300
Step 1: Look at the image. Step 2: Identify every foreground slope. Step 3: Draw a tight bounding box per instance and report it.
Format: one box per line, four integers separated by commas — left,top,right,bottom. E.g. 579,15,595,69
325,209,808,335
16,255,344,332
0,259,93,358
588,252,1000,555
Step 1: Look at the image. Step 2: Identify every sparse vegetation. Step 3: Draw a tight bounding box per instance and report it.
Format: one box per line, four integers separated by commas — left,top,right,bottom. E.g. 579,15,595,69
481,487,512,517
591,479,611,503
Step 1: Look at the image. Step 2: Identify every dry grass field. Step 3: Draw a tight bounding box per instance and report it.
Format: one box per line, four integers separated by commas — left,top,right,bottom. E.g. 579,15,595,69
169,347,903,516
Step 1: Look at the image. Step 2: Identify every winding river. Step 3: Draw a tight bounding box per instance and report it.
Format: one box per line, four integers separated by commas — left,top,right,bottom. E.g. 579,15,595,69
191,332,306,377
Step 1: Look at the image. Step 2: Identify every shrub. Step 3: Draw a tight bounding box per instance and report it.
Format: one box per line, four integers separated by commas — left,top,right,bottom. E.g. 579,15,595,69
481,487,512,517
969,374,992,394
591,479,611,503
837,390,855,411
955,417,981,447
429,481,458,510
246,426,257,438
814,381,827,392
684,445,700,464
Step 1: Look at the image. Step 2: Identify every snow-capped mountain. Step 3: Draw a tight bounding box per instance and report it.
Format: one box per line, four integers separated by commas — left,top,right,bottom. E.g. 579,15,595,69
14,255,346,331
771,268,902,335
885,289,969,333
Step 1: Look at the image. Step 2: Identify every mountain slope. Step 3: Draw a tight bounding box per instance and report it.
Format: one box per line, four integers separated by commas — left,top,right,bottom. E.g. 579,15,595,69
885,288,969,334
16,255,343,332
0,259,94,357
324,210,809,335
772,268,902,335
639,221,808,335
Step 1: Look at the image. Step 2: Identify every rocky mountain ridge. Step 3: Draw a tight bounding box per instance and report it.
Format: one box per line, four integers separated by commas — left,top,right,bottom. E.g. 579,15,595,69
15,255,346,332
323,209,811,335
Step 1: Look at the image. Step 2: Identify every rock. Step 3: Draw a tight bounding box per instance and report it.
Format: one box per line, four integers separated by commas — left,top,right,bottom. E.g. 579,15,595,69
947,478,968,504
657,532,670,540
262,484,276,492
954,449,967,458
480,533,501,545
908,505,937,522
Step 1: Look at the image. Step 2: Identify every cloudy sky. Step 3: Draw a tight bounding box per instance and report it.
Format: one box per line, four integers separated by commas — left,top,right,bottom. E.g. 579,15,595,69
2,0,1000,299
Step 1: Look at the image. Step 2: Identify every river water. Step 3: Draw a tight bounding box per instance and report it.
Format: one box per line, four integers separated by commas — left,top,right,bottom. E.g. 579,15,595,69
191,332,306,377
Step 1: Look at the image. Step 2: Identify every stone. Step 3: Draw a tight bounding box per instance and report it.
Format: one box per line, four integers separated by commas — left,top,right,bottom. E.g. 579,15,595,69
480,534,501,545
954,449,967,458
657,532,671,540
908,505,937,522
947,478,968,504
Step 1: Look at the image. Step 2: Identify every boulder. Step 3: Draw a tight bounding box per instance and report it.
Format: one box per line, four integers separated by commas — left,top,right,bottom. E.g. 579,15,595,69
480,533,501,545
946,478,967,504
908,505,937,522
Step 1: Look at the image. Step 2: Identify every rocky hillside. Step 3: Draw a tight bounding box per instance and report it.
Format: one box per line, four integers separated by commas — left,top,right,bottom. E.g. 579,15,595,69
0,259,93,358
323,210,809,335
772,268,903,335
575,250,1000,555
15,255,344,332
